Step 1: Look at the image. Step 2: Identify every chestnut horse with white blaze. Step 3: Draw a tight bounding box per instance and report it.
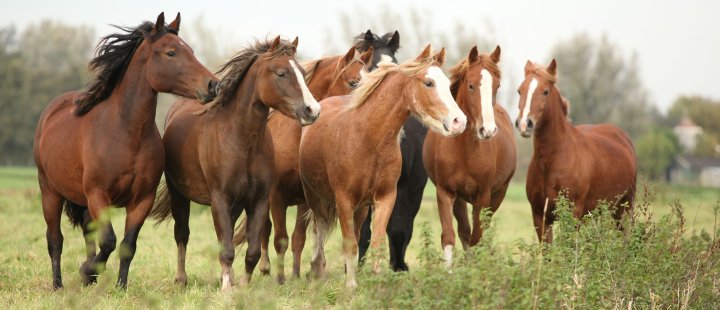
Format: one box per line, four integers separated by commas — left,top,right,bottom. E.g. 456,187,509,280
150,37,320,290
251,45,375,283
423,46,516,268
299,45,467,288
516,59,636,243
33,13,218,289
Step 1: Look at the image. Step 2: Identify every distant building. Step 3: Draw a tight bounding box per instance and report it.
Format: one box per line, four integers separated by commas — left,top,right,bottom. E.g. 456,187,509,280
673,116,703,152
670,155,720,188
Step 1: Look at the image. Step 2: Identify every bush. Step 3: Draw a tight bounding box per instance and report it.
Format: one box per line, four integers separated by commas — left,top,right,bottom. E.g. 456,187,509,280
353,185,720,309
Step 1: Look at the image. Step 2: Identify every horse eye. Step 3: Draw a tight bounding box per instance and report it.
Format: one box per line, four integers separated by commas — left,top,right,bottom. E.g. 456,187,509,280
517,89,521,95
166,51,176,57
349,80,359,88
543,89,549,96
277,71,287,78
424,80,434,87
468,84,474,90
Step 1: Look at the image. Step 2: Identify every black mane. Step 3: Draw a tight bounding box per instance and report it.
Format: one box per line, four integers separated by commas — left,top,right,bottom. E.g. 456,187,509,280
74,22,176,115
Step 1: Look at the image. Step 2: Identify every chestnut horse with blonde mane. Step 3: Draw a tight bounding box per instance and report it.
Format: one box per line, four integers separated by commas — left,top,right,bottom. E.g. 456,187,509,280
423,46,516,267
252,45,375,283
299,45,467,288
33,13,218,289
516,59,636,243
150,37,320,290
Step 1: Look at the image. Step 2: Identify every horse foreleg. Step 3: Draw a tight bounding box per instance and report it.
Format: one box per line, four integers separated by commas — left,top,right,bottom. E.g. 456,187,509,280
116,196,152,289
40,189,64,290
452,198,470,250
209,195,237,291
469,192,492,247
358,206,372,266
336,194,359,289
291,203,310,278
168,183,191,286
369,192,397,275
83,192,116,285
269,193,288,283
436,187,457,269
241,196,269,286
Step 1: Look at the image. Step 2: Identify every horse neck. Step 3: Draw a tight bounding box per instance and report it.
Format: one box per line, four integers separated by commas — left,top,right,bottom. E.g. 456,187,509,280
308,57,339,99
105,49,158,137
215,64,269,142
533,87,571,158
349,72,410,150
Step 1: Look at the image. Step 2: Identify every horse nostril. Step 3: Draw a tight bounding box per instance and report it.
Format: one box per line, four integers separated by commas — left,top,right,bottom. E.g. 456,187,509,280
514,119,520,128
527,119,534,129
305,105,313,115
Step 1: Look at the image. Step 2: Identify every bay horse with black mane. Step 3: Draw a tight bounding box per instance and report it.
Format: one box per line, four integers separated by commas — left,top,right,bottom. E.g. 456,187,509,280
33,12,218,289
516,59,636,243
423,46,516,267
246,30,396,283
299,45,467,288
150,36,320,290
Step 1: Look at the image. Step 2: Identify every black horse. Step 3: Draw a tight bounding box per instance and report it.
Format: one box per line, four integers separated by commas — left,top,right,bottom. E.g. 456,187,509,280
357,30,429,271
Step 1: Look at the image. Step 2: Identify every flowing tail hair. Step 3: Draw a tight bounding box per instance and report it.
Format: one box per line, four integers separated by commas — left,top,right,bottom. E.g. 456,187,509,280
232,204,335,247
63,200,86,229
149,179,173,224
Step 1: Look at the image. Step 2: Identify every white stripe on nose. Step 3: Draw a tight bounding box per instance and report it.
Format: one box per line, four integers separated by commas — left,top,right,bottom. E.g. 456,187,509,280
426,66,466,136
479,69,496,134
519,78,537,132
289,60,321,119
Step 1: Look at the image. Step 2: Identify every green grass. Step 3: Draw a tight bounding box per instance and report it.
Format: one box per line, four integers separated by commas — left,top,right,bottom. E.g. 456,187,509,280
1,167,718,308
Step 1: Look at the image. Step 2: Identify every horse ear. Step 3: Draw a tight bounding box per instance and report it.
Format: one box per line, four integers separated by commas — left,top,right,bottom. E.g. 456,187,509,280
168,13,181,33
490,45,501,63
341,46,355,66
360,46,374,65
269,35,281,51
416,44,432,60
153,12,166,33
433,47,446,66
524,60,534,75
389,30,400,52
468,46,479,64
547,58,557,77
291,36,299,53
364,29,374,41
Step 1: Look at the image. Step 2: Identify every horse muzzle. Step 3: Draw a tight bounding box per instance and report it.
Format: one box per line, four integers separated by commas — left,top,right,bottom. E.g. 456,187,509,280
296,101,321,126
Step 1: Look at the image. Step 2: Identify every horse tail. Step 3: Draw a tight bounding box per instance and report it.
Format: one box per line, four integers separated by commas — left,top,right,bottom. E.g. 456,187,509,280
63,200,86,229
306,203,336,243
233,214,248,247
149,180,172,223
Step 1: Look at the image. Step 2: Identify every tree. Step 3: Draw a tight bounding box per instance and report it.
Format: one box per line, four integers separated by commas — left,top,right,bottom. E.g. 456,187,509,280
635,128,680,180
550,34,656,140
0,21,94,165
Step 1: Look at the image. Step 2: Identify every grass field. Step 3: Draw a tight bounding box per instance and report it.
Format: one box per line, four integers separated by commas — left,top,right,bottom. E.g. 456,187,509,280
0,167,718,308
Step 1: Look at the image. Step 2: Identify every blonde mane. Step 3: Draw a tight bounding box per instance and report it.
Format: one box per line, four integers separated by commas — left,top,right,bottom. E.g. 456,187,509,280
528,62,558,84
345,54,436,110
300,58,322,84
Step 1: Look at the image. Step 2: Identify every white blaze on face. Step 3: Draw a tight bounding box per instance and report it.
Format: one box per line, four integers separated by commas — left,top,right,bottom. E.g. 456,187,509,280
425,66,466,136
289,60,321,123
479,69,497,134
519,78,538,132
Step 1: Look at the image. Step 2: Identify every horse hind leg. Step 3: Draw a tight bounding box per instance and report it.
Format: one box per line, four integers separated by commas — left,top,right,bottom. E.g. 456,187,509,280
40,187,64,290
357,206,372,266
168,183,191,286
291,203,311,279
268,192,288,283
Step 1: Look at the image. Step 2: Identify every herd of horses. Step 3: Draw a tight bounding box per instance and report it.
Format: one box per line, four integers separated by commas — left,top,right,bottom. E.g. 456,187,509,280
32,13,637,290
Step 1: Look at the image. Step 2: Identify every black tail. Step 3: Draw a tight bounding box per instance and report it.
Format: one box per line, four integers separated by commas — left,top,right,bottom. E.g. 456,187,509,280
63,200,86,229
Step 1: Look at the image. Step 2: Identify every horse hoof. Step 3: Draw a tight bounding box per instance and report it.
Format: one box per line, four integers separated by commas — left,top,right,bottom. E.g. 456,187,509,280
79,263,97,285
260,268,271,276
52,281,64,290
276,275,286,285
174,277,188,287
345,280,358,290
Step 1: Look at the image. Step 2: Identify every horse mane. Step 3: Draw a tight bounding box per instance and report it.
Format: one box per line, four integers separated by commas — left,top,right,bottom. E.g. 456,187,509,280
300,59,322,84
200,38,297,113
345,54,435,111
74,22,176,115
448,53,501,95
528,62,558,84
353,31,398,52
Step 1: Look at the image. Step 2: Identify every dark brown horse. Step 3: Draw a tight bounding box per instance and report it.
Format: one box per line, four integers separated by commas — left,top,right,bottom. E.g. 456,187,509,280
253,45,375,283
423,46,516,267
150,37,320,290
516,59,636,243
299,45,467,288
33,13,218,289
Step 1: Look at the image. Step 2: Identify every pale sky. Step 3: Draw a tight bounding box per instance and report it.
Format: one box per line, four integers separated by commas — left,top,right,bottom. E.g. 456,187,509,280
3,0,719,113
